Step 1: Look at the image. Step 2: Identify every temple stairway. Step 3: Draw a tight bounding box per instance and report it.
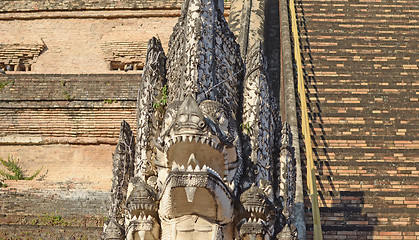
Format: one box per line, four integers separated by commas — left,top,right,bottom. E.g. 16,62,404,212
295,0,418,239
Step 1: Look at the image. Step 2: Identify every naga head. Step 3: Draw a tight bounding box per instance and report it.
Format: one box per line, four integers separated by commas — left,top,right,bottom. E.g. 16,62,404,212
154,95,241,190
102,218,125,240
125,178,160,240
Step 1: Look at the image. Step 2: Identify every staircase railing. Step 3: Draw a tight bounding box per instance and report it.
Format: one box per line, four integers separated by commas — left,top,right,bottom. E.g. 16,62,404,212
288,0,323,238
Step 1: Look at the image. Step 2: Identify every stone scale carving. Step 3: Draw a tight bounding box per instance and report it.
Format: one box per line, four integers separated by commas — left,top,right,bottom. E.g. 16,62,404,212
102,0,301,238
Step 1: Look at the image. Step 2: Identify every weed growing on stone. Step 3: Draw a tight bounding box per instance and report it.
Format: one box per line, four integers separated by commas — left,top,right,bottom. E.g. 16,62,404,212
103,99,118,104
0,155,43,181
240,122,252,135
0,80,12,91
41,212,69,226
62,90,71,100
153,84,168,113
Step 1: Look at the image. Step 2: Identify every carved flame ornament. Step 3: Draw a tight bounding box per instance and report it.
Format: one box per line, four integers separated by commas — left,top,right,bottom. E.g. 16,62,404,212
102,0,302,239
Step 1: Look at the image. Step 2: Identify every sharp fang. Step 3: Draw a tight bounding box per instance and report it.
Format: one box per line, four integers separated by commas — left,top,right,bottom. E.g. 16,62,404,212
172,162,178,171
222,146,227,154
187,165,193,171
201,138,206,144
138,230,146,240
195,165,200,171
187,153,199,166
182,135,187,142
180,165,185,171
185,186,197,203
229,181,235,190
188,136,193,142
202,165,207,171
194,137,200,143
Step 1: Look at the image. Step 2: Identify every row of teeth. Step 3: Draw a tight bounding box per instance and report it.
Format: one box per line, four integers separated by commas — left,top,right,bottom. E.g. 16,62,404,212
172,162,222,179
244,206,265,213
244,218,267,225
130,215,154,222
164,135,226,154
129,203,157,212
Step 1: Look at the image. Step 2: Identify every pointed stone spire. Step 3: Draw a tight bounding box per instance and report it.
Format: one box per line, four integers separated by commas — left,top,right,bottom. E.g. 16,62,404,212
166,0,244,116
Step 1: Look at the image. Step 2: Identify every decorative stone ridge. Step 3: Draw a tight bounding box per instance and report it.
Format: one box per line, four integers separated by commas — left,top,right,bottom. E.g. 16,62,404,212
103,0,303,238
101,41,148,71
0,43,45,72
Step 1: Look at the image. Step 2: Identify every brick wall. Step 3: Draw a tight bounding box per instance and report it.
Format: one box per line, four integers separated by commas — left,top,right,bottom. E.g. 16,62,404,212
0,74,140,238
0,17,177,74
0,0,185,12
296,0,419,238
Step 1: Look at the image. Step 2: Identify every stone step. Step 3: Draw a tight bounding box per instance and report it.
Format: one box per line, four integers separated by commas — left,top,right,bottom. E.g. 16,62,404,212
309,176,419,193
0,224,101,240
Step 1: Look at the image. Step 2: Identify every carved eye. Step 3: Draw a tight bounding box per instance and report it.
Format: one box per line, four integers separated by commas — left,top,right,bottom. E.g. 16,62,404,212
198,121,206,129
218,112,228,129
178,114,188,122
190,115,200,123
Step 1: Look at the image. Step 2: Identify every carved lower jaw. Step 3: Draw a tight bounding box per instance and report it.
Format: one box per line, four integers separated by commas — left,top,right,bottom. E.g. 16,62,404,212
159,171,234,224
238,218,268,238
127,215,160,240
240,217,267,226
128,214,155,224
171,163,222,180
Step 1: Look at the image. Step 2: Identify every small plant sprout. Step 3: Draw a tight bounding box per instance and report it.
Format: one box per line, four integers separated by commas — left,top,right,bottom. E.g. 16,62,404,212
240,122,252,135
0,155,43,181
153,84,168,113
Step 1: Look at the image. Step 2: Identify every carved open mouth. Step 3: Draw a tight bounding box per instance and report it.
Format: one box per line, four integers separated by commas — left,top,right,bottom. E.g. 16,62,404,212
160,169,235,223
127,202,158,220
243,204,268,221
165,135,229,179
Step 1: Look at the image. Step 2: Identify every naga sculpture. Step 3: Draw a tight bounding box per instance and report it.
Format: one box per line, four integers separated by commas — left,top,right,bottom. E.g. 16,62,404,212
102,0,303,239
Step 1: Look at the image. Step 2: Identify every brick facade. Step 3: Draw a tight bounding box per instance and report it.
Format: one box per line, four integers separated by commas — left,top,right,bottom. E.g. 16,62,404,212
296,0,419,238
